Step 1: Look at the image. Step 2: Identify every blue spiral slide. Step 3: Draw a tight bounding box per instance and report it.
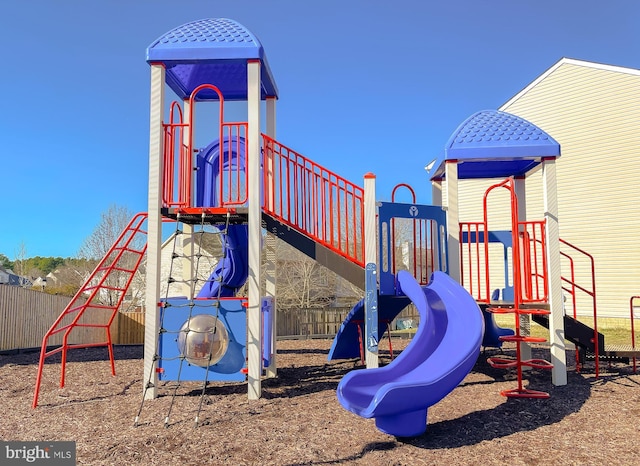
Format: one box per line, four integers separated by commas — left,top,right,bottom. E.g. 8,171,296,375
336,271,484,437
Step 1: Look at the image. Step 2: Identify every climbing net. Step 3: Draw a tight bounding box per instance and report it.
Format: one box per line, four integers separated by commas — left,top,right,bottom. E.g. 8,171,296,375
135,212,234,428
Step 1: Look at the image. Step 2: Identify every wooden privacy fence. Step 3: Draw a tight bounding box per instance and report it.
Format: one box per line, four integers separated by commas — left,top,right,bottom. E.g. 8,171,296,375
277,305,420,338
0,286,145,352
1,286,86,351
1,285,419,352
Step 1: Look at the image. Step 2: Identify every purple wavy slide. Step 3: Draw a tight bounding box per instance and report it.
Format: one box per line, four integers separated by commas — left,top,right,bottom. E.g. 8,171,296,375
336,270,484,437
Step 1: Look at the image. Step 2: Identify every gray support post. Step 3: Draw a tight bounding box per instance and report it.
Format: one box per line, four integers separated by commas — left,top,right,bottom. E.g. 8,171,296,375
444,161,460,282
247,59,263,399
542,158,567,385
364,173,378,368
143,64,165,400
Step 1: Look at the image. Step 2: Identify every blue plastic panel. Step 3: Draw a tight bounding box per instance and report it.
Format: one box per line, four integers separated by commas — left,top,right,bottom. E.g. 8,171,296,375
427,110,560,180
158,297,247,382
147,18,278,101
377,202,448,295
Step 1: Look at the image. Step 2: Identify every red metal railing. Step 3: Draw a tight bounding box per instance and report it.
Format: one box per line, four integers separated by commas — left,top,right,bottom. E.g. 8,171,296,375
219,122,248,206
389,184,439,285
460,187,547,304
162,85,249,208
630,296,639,373
33,213,149,408
161,88,362,267
519,221,548,303
262,134,365,267
559,238,599,376
459,221,490,302
162,101,190,207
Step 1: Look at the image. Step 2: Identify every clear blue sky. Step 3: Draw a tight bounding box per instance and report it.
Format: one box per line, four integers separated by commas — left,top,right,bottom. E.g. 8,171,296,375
1,0,638,259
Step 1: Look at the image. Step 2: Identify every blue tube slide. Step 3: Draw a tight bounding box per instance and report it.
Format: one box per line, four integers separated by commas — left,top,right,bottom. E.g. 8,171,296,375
336,270,484,437
196,224,249,298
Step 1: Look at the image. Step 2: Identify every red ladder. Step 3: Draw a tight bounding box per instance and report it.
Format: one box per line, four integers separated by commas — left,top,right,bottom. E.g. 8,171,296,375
32,213,148,408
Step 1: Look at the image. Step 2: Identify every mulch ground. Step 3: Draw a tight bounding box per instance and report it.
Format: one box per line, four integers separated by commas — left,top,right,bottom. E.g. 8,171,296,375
1,339,639,465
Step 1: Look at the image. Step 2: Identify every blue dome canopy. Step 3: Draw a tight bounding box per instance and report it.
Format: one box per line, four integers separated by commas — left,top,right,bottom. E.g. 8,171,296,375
147,18,278,101
427,110,560,180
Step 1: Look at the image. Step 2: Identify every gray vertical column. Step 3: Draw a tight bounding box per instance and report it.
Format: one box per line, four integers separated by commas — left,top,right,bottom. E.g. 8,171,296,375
247,60,262,399
542,158,567,385
143,64,165,400
444,161,460,282
364,173,378,368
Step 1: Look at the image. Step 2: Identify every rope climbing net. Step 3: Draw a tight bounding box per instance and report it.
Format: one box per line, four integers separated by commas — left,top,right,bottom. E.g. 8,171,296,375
135,212,236,428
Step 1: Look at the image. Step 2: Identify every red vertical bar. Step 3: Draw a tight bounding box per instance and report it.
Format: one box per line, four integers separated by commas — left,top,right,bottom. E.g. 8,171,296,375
630,297,638,373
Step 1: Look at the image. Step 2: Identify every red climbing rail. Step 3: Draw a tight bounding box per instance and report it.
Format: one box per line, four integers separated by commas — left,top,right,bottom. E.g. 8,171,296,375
32,213,149,408
459,221,491,302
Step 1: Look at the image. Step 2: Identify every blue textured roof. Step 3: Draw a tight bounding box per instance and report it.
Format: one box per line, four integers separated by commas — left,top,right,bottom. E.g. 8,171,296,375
147,18,278,101
427,110,560,180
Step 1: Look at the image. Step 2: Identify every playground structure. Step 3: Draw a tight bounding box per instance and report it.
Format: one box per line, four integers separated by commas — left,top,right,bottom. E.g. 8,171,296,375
31,18,639,435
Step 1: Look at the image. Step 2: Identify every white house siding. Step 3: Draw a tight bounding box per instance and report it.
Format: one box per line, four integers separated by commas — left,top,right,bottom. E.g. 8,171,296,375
129,232,222,305
475,58,640,318
159,233,221,299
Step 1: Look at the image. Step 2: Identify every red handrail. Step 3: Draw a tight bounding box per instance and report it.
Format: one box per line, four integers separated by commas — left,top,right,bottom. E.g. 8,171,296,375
163,85,250,209
559,238,600,377
519,221,547,303
630,296,639,373
261,134,365,267
162,102,189,207
219,122,249,206
459,221,487,302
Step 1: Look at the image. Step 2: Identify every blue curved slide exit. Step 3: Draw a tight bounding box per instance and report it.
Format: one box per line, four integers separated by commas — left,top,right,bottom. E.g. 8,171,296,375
196,224,249,298
328,294,410,361
336,270,484,438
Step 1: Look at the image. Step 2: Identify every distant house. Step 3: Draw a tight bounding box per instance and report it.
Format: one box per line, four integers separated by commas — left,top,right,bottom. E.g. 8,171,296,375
129,231,223,307
0,266,32,287
456,58,640,318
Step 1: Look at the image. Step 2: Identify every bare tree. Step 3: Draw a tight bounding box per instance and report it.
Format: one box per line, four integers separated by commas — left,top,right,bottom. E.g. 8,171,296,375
274,240,360,309
78,204,137,306
13,242,32,288
47,260,97,297
78,205,134,260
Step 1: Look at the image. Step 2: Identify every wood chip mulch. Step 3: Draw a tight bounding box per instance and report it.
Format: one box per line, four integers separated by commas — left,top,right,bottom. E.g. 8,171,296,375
2,339,639,465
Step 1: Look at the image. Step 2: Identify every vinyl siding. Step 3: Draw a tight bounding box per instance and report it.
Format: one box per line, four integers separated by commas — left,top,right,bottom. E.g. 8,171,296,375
491,60,640,318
